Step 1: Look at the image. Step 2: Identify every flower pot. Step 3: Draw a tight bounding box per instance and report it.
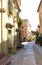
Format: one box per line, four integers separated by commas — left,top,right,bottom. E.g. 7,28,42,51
35,41,40,45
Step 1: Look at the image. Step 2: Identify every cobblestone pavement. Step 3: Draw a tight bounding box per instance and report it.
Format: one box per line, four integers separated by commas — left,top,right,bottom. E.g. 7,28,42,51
8,41,37,65
33,45,42,65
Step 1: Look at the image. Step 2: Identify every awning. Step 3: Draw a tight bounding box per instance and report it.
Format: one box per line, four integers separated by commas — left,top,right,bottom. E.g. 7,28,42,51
5,23,14,28
0,8,6,13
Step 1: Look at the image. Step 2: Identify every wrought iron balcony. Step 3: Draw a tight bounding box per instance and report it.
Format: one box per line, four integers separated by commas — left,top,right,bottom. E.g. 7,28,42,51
0,8,6,13
5,23,14,28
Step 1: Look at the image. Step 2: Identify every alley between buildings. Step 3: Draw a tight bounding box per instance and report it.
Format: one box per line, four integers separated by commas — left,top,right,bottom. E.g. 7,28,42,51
8,41,38,65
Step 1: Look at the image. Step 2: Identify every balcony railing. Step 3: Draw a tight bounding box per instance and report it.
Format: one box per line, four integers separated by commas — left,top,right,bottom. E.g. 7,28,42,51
5,23,14,28
0,8,6,13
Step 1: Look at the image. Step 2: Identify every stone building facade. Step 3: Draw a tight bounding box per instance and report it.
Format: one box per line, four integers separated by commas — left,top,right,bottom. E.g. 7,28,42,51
0,0,21,53
37,0,42,35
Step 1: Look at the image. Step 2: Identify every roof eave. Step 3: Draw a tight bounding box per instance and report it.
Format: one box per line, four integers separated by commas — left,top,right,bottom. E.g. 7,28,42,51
13,0,21,12
37,0,42,12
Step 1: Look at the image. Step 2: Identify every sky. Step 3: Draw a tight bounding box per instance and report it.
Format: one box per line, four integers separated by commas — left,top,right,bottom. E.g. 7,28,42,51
20,0,40,31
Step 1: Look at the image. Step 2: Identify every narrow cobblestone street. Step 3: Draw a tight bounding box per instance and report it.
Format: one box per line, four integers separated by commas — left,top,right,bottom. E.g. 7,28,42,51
8,41,37,65
0,0,42,65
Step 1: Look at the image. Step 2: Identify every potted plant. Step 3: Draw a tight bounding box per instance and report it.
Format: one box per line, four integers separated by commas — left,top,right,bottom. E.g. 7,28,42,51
35,31,40,44
35,36,40,44
35,35,42,45
39,36,42,46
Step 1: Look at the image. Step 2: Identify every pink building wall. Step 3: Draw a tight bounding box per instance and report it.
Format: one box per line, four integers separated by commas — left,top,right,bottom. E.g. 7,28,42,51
21,19,29,41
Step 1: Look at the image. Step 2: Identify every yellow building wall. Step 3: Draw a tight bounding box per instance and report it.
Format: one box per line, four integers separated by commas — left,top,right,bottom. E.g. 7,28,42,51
0,13,1,52
39,2,42,35
0,1,2,52
0,0,19,52
1,0,8,53
17,0,21,8
13,5,18,44
2,0,14,52
8,17,14,48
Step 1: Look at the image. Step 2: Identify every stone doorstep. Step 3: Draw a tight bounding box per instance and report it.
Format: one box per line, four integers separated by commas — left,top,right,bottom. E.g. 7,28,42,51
35,45,42,55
